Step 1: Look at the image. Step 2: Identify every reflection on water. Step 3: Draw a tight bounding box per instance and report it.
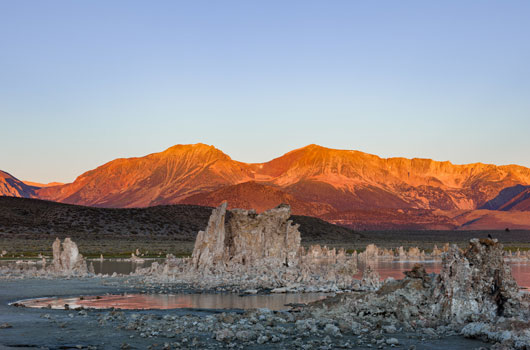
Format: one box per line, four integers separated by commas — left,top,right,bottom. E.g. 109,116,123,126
509,262,530,290
356,260,530,290
14,293,329,311
2,258,529,289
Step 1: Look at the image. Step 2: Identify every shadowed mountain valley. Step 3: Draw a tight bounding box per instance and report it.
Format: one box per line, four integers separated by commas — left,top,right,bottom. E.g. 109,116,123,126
0,170,39,198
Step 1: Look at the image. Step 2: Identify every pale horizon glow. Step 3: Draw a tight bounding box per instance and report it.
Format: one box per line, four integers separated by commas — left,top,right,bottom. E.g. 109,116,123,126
1,1,529,183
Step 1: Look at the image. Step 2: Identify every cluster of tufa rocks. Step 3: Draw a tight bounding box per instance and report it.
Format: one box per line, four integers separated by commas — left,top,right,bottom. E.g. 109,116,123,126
433,238,522,323
358,243,450,260
96,239,529,349
0,237,90,278
322,238,530,349
137,202,358,291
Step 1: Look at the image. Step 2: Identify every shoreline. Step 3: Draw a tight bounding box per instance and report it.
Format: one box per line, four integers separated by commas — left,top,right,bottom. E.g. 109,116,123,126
0,278,491,350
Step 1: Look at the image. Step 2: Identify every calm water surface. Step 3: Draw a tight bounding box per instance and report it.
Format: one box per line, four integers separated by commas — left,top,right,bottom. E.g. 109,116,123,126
14,293,329,311
0,259,157,275
356,260,530,290
89,259,157,275
2,259,529,289
6,259,529,310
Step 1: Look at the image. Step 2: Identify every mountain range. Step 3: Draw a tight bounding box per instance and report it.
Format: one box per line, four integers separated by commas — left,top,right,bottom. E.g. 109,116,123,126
3,143,530,230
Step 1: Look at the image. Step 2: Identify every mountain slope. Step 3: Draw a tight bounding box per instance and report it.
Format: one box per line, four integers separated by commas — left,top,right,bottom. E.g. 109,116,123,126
323,208,530,231
480,185,530,211
498,188,530,211
181,181,334,216
261,144,530,211
37,143,255,207
450,209,530,230
34,143,530,214
0,170,38,198
0,196,361,243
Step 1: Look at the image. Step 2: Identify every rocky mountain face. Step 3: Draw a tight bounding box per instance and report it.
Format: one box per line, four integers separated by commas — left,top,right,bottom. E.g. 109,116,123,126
0,170,38,198
36,144,255,207
259,144,530,212
6,143,530,229
34,144,530,210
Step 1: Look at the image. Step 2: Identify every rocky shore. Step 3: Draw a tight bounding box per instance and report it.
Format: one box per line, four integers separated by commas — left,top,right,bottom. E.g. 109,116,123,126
1,203,529,349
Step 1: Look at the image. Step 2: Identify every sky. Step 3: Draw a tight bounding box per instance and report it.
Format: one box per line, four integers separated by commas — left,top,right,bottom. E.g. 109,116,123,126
1,1,529,183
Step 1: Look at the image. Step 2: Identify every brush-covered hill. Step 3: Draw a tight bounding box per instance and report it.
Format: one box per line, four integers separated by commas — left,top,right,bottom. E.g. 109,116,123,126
0,196,361,243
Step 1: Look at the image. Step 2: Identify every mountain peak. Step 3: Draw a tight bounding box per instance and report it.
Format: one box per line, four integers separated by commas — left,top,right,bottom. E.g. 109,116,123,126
301,143,324,149
165,142,216,151
131,143,235,168
293,144,367,158
298,144,332,153
163,143,219,153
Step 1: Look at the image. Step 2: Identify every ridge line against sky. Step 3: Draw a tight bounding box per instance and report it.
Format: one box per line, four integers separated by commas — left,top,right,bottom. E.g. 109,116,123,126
13,142,530,185
1,1,529,183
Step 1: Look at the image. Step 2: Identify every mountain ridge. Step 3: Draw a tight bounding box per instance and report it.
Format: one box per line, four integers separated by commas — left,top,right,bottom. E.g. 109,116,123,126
4,143,530,229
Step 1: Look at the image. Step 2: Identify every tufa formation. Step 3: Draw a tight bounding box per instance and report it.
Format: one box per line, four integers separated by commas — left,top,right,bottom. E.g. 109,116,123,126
192,202,301,269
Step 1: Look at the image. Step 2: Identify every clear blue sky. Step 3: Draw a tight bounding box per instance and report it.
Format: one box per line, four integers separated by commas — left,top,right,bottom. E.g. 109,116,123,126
1,1,529,183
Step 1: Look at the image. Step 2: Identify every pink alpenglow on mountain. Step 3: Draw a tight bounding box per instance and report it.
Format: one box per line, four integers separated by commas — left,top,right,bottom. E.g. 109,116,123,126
6,143,530,230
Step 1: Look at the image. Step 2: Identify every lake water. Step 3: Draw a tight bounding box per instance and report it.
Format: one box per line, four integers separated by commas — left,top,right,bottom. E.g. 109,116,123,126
90,259,530,290
89,259,157,275
0,259,157,275
356,260,530,290
6,258,529,311
2,258,529,290
13,292,329,311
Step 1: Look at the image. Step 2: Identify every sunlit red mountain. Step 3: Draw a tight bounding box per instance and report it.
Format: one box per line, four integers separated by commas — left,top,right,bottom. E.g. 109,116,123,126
4,143,530,230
